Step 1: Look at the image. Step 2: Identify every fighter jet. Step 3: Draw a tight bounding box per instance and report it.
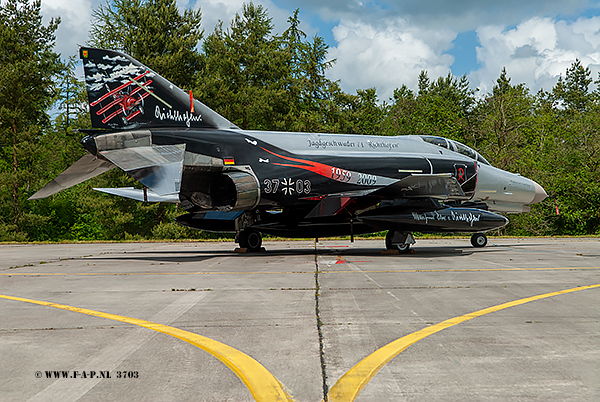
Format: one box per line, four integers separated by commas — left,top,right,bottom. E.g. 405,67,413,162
30,47,547,252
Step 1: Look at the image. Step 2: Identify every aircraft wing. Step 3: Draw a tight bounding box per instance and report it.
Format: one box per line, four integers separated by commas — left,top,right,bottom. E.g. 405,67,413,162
28,153,115,200
99,144,185,196
305,174,466,218
373,173,465,199
30,143,185,201
305,190,377,218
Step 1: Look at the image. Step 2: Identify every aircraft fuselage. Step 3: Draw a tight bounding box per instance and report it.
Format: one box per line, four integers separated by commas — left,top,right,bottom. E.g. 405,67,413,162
80,127,545,239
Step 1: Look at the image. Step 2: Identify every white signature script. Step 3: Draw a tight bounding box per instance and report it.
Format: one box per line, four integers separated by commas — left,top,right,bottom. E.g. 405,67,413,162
411,210,481,226
155,106,203,127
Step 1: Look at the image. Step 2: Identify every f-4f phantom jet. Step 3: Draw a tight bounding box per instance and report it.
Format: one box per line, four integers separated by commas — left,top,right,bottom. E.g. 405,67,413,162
30,47,547,252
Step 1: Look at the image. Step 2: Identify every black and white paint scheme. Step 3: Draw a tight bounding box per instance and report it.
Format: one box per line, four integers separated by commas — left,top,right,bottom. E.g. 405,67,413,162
31,47,548,253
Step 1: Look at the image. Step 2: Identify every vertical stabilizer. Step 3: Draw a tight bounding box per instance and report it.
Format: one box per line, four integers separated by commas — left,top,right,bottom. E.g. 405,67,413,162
80,47,238,130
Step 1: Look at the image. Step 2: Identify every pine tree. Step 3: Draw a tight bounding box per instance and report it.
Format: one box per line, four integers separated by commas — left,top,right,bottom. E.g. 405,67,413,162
0,0,63,240
553,59,592,113
474,68,535,169
198,3,291,130
89,0,203,88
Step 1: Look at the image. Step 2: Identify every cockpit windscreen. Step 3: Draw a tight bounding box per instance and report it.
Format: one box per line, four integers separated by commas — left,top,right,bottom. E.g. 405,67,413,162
420,136,491,165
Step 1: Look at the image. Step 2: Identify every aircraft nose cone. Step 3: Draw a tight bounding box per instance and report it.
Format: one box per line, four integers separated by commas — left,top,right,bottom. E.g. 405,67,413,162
529,181,547,204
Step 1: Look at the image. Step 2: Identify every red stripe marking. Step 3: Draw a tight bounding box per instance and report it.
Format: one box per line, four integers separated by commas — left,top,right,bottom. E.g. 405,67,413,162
91,71,150,106
96,81,153,116
102,108,123,124
261,148,335,178
125,110,142,121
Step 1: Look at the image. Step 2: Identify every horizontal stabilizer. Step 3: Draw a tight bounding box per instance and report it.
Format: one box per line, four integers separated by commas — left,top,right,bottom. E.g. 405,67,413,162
29,153,115,200
93,187,180,203
99,144,185,196
375,173,466,199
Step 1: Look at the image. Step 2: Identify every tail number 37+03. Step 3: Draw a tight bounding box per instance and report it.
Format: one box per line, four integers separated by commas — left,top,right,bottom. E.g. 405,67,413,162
263,178,311,195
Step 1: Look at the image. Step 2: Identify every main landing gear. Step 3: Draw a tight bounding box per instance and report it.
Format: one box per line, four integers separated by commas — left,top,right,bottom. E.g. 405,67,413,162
237,228,263,252
385,230,415,253
470,233,488,248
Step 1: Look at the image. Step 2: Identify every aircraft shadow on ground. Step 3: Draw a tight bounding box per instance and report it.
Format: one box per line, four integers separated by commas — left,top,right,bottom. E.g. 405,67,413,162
488,242,549,248
81,254,219,264
80,243,504,263
315,245,502,258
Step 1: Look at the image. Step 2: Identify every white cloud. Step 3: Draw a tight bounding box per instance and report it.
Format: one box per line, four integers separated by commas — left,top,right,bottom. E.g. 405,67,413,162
471,16,600,94
33,0,600,102
194,0,314,38
194,0,246,33
327,19,456,101
276,0,590,32
39,0,304,59
41,0,94,57
325,14,600,102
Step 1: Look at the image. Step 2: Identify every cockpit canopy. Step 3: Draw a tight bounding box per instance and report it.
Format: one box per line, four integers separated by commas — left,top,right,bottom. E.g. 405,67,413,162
420,136,491,166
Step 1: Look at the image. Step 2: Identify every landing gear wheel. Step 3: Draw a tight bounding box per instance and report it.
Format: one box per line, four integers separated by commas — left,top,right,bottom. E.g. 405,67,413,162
471,233,488,248
239,229,263,252
385,230,412,253
395,242,410,253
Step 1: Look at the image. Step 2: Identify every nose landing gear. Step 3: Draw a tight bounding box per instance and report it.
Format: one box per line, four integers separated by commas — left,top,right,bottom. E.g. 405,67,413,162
471,233,488,248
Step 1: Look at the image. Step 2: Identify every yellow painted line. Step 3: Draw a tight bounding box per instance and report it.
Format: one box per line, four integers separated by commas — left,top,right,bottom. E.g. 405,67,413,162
322,266,600,274
0,294,294,402
2,266,600,276
0,271,312,276
327,283,600,402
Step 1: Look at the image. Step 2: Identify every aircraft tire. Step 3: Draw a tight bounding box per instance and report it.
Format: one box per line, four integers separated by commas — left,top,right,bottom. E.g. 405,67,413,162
239,229,262,252
471,233,488,248
385,230,411,253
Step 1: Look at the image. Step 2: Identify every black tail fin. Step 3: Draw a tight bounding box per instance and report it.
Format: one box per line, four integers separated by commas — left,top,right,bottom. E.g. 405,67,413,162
80,47,238,130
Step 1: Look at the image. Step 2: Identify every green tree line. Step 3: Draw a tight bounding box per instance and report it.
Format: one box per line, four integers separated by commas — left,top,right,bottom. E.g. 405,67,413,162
1,0,598,241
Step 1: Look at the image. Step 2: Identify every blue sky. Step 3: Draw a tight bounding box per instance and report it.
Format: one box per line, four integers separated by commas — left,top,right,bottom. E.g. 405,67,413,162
38,0,600,100
446,30,481,77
